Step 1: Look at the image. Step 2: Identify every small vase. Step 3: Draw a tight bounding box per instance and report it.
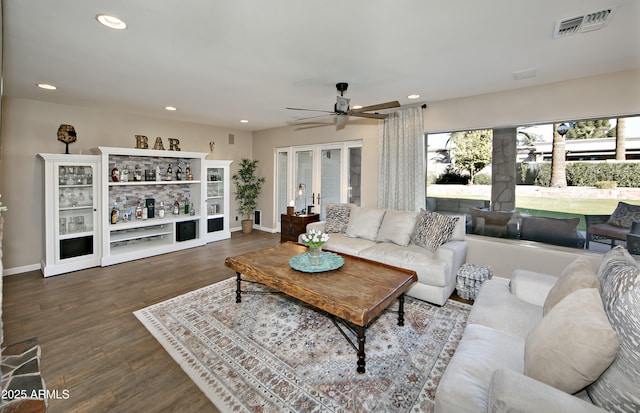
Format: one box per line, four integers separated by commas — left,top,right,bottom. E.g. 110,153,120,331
308,246,323,266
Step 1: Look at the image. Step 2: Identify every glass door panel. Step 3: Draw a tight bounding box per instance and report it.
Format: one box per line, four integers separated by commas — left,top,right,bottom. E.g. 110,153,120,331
295,150,313,214
320,148,342,220
348,147,362,205
277,151,289,219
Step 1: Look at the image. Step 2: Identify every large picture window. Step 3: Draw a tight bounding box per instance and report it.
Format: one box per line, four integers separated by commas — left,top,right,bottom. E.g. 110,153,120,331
426,115,640,251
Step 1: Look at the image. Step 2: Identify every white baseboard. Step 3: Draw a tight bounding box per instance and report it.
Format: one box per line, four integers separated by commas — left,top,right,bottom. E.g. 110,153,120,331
3,263,40,277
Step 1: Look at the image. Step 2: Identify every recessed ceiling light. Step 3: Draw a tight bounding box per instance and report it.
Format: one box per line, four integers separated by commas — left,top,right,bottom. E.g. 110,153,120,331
352,105,363,110
408,94,421,99
96,14,127,30
240,120,249,123
37,83,57,90
165,106,177,111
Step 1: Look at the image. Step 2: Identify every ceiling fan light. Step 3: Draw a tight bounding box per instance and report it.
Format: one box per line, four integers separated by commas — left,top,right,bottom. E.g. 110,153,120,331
165,106,177,111
96,14,127,30
352,105,363,109
408,94,421,99
240,119,249,123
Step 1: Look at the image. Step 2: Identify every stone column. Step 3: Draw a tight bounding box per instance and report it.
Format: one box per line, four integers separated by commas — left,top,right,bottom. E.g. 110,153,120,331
491,128,517,212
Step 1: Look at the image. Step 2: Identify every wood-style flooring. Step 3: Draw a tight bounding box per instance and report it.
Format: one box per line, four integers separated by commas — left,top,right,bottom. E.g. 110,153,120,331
2,231,281,413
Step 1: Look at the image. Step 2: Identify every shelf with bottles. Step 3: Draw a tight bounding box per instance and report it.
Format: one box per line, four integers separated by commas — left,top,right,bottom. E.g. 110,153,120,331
107,154,201,184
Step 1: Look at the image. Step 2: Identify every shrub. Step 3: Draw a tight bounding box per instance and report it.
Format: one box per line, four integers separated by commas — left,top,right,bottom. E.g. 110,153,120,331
435,166,469,184
473,173,492,185
594,181,617,189
523,161,640,188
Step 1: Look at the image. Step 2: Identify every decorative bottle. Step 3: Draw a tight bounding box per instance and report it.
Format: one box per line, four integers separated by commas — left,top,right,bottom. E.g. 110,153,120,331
111,203,118,224
173,198,180,215
167,164,173,181
186,163,192,181
142,202,148,220
189,201,195,216
176,163,183,181
135,201,143,220
155,165,161,182
184,197,190,215
158,201,165,219
111,164,119,182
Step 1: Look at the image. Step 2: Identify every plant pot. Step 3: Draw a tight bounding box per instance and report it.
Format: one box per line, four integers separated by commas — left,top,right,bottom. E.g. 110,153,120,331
241,219,253,234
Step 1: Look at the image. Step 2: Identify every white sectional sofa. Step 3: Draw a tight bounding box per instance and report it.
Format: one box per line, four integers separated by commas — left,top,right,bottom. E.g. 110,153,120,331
303,205,467,306
436,244,640,413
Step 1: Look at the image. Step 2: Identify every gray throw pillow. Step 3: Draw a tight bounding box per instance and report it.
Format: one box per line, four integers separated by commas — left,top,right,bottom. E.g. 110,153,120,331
587,246,640,412
325,203,353,233
607,202,640,228
412,209,459,253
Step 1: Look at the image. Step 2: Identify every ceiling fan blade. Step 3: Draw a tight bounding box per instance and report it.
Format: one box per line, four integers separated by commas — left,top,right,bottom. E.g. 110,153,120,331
291,114,335,122
350,101,401,113
349,112,388,119
336,114,347,127
286,107,335,114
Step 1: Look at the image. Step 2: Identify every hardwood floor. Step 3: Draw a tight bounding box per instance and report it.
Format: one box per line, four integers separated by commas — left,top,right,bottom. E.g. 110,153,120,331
2,231,281,413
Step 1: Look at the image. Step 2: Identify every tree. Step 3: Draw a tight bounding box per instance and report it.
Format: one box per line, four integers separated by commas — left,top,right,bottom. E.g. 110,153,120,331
517,130,543,146
616,117,627,161
565,120,614,140
447,129,492,184
550,123,567,188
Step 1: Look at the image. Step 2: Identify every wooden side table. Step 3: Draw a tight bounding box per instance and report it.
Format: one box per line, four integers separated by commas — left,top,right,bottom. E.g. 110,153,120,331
280,213,320,243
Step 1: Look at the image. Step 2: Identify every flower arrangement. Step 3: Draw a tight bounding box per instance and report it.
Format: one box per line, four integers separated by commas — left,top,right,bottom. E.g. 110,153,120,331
301,228,329,248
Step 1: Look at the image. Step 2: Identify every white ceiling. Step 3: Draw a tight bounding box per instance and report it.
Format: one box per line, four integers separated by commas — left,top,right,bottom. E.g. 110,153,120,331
3,0,639,132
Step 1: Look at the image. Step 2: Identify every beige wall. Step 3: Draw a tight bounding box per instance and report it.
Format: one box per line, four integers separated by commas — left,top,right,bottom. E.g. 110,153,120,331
0,97,253,272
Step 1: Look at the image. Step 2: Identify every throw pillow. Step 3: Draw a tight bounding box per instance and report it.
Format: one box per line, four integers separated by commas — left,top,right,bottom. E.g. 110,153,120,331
412,209,459,253
607,201,640,228
344,207,386,241
325,203,353,233
524,288,618,394
543,256,599,315
376,210,419,246
587,246,640,412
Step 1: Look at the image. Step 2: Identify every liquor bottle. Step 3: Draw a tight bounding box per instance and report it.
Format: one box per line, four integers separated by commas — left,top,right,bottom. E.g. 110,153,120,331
173,198,180,215
167,164,173,181
186,163,192,181
158,201,165,219
184,197,190,215
155,165,161,182
111,164,119,182
142,202,148,220
121,165,129,182
135,201,143,219
122,200,128,221
189,201,195,216
111,203,118,224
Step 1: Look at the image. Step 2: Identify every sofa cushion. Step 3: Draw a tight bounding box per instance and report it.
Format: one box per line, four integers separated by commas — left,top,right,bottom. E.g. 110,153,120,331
607,201,640,228
376,210,418,246
325,203,353,233
524,288,618,394
435,324,525,413
469,277,543,340
543,256,600,315
345,206,386,241
359,243,449,287
322,233,376,257
471,208,514,226
521,216,580,238
412,209,459,252
588,246,640,412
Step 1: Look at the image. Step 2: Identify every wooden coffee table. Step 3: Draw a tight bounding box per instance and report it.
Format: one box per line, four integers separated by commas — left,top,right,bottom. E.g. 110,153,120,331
225,242,417,373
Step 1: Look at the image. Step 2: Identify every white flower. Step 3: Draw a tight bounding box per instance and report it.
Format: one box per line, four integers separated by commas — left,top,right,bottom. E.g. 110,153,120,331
0,194,7,214
301,228,329,247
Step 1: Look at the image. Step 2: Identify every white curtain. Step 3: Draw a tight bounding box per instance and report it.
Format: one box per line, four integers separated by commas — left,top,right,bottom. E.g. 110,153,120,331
377,106,425,211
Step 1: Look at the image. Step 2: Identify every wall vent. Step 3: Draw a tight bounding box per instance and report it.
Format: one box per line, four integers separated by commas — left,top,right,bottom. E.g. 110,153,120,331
553,7,616,38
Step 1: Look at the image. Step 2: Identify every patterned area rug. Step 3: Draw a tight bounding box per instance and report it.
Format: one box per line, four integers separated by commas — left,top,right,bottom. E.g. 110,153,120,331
134,277,471,412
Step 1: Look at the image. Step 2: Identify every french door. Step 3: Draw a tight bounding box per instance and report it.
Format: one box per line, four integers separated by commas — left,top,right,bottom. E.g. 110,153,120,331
276,141,361,222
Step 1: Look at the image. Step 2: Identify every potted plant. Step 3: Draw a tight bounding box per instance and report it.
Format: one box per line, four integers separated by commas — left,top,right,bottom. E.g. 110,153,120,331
232,158,266,234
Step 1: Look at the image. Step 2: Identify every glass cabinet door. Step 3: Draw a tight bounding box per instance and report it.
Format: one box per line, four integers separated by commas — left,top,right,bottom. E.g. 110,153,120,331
55,163,97,260
206,167,224,217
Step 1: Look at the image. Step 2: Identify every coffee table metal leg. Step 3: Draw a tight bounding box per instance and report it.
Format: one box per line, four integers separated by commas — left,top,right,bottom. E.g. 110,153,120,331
236,272,242,303
356,325,366,374
398,294,405,326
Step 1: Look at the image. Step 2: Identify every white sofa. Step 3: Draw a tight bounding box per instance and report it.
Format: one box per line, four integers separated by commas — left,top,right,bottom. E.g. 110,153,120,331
436,244,640,413
303,205,467,306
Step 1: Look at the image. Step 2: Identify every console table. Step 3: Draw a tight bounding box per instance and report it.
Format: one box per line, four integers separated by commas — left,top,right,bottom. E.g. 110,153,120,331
280,213,319,243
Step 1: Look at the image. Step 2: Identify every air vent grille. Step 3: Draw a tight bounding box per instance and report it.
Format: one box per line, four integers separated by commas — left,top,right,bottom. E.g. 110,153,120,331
553,8,615,38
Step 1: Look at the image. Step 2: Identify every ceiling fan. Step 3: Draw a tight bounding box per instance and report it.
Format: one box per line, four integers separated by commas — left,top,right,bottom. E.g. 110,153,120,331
287,82,400,128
